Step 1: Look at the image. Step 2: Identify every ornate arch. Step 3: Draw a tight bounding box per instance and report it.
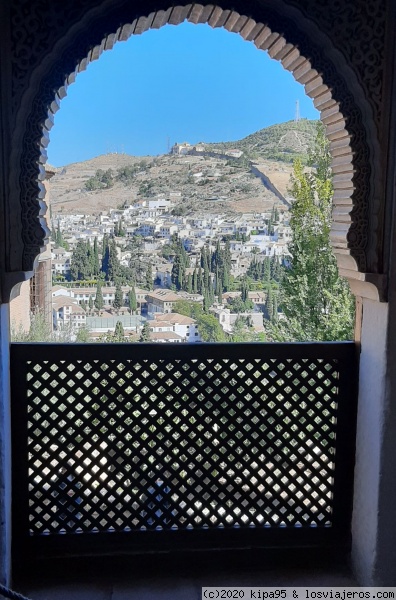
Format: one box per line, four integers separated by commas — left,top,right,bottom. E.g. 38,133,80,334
6,0,386,301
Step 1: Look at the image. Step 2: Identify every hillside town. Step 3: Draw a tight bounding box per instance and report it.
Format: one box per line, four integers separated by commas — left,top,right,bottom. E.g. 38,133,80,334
10,140,295,343
9,120,354,346
49,199,289,340
11,170,290,343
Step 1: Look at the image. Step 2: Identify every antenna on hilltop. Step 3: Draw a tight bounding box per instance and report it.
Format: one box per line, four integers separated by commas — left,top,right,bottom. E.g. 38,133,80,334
294,100,301,122
167,136,170,154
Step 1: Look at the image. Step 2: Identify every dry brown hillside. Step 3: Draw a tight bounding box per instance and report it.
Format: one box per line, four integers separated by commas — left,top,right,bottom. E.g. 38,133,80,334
50,152,293,216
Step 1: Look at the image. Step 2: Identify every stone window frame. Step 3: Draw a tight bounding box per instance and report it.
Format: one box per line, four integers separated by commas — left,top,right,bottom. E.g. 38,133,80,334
7,1,387,303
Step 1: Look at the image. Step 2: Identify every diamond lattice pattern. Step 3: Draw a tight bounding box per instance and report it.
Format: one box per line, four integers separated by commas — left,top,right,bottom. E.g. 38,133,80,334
25,358,339,535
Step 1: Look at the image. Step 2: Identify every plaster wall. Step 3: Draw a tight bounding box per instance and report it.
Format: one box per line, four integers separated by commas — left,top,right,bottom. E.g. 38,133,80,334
9,280,30,334
0,304,11,586
352,298,388,585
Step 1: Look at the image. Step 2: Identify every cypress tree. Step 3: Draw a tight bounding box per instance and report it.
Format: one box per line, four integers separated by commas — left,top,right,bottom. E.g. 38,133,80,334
94,281,104,312
113,282,123,312
101,240,110,279
197,266,203,294
114,320,125,341
241,277,249,303
273,293,278,322
71,239,90,280
216,267,222,302
186,273,193,294
203,261,210,291
56,221,62,246
129,287,137,314
264,257,271,282
139,321,151,342
145,263,153,291
203,290,211,313
192,268,198,294
266,288,274,321
93,237,100,275
222,265,230,292
108,238,120,282
102,233,109,256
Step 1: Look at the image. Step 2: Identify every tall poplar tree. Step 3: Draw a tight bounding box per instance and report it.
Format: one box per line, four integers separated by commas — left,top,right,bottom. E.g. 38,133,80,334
268,124,355,341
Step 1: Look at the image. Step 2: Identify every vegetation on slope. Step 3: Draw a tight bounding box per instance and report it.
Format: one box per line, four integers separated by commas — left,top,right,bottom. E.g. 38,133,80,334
206,119,319,163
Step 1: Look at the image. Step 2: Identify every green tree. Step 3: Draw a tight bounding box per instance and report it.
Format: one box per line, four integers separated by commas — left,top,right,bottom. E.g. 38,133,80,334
231,316,253,342
139,321,151,342
264,257,271,282
70,240,91,280
101,235,110,277
129,287,137,314
145,263,153,291
268,124,355,341
56,221,62,246
113,282,123,312
114,320,125,341
229,296,253,313
172,299,203,320
241,277,249,302
171,254,185,290
88,296,94,312
11,311,52,342
117,218,125,237
197,313,225,342
186,273,193,294
192,268,198,294
93,237,100,275
108,238,120,282
94,281,104,312
203,289,211,313
216,267,222,301
76,326,91,342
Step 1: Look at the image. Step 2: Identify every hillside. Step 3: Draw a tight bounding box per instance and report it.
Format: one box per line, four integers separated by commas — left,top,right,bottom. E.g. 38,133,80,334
50,153,290,216
205,119,318,163
49,120,318,216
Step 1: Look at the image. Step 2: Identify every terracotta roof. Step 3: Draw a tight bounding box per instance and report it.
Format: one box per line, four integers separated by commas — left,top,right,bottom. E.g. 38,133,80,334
147,289,181,302
155,313,195,325
52,296,79,309
150,331,183,341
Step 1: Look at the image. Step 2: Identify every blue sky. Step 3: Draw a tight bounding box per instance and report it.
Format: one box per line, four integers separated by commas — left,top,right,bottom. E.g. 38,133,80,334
48,22,319,167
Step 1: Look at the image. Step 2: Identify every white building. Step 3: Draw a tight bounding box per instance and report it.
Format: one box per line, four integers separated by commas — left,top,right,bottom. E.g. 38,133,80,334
148,312,201,343
51,257,71,277
52,295,86,330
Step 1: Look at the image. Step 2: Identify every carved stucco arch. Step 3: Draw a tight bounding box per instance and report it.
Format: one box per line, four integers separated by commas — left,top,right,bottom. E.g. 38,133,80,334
7,0,386,301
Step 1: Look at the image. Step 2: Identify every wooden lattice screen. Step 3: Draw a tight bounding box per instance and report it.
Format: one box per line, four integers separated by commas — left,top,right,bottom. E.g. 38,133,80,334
11,342,357,559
